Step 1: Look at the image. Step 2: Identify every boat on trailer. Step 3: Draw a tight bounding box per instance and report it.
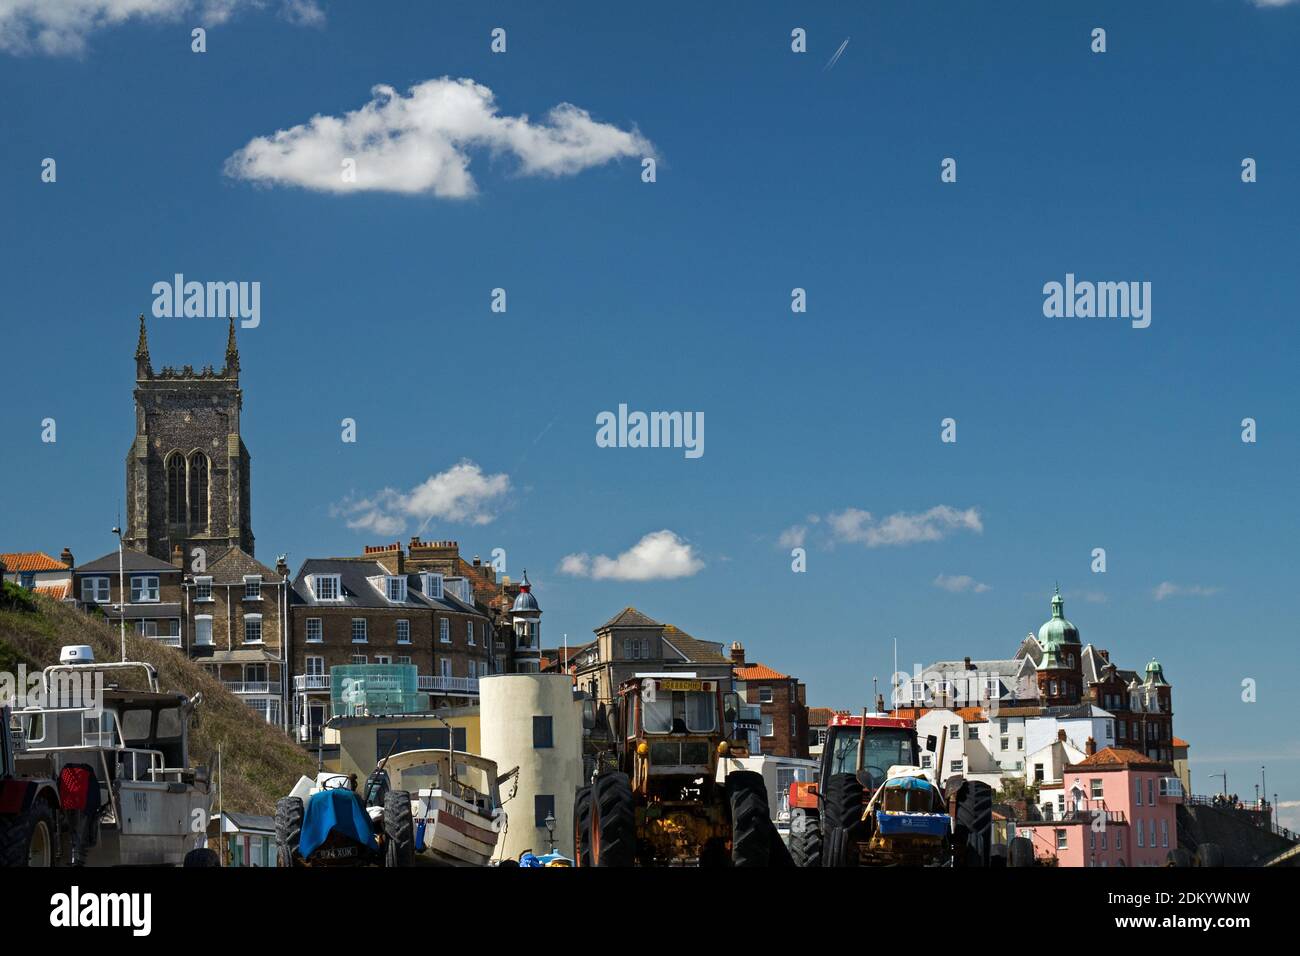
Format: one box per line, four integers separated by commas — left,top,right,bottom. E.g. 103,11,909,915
376,749,508,866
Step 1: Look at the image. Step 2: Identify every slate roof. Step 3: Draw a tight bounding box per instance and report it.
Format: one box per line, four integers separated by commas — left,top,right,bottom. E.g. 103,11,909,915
1,552,67,572
1040,703,1114,720
291,559,485,616
600,606,663,629
77,549,179,574
207,547,280,583
660,624,727,663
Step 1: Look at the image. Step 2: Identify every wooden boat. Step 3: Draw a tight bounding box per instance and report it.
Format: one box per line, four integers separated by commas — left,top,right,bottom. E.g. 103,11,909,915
380,749,507,867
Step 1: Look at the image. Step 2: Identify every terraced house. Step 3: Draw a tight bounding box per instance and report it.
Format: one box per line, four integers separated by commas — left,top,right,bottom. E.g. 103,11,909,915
289,546,496,748
185,547,290,728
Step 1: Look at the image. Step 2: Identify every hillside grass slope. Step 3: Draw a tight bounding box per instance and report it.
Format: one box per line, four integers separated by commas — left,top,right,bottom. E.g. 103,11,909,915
0,584,315,814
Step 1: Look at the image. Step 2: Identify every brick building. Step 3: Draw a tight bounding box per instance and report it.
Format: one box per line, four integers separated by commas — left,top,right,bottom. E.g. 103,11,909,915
186,547,291,727
288,546,496,748
728,642,809,759
73,547,185,643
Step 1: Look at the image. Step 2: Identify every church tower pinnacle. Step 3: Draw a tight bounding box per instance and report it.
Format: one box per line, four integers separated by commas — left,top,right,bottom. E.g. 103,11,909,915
135,313,152,380
225,317,240,379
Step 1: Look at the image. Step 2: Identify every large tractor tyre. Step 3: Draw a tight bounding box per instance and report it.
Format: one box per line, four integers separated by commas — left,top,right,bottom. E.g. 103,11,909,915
383,789,415,867
274,796,305,868
953,781,994,867
1194,842,1225,868
1007,836,1035,868
182,847,220,867
590,772,636,867
726,771,772,868
769,825,796,867
573,786,593,867
820,773,865,867
1166,846,1194,868
0,802,55,867
789,808,822,867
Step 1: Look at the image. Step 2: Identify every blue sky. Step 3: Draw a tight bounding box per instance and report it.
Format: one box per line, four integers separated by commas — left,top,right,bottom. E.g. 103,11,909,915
2,1,1298,819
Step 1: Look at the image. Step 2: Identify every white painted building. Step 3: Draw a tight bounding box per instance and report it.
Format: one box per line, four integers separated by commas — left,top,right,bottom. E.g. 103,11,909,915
1023,704,1116,762
479,673,583,862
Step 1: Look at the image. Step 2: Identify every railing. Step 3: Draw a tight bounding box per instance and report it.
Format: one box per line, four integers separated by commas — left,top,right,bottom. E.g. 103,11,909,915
1055,809,1127,825
418,675,480,695
293,675,330,691
223,681,282,695
1187,794,1296,841
147,634,183,648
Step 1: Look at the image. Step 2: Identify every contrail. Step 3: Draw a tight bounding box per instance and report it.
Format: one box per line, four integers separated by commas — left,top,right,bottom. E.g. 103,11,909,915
824,36,850,72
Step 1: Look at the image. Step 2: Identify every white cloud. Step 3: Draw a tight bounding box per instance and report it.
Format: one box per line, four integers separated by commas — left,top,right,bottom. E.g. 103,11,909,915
559,530,703,582
0,1,320,55
826,505,983,548
1252,0,1299,7
1153,582,1221,601
224,77,653,198
933,574,990,594
778,525,807,549
333,459,510,535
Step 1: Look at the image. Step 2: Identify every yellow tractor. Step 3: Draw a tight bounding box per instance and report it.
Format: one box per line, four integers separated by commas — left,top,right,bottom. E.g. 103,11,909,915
575,675,793,867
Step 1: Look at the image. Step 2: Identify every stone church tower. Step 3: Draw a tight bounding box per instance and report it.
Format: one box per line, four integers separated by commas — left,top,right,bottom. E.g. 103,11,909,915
125,315,255,563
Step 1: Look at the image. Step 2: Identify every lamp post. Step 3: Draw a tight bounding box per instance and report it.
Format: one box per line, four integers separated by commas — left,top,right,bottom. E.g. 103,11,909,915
112,526,126,662
544,810,556,854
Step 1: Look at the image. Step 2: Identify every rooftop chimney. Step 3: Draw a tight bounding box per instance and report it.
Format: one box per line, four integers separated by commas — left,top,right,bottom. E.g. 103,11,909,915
964,656,974,670
171,544,184,569
1057,729,1067,743
729,641,746,665
276,555,290,579
1086,736,1096,756
60,547,75,568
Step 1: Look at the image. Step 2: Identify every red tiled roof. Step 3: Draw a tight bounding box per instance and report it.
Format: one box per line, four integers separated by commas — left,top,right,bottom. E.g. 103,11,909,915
1069,746,1171,771
1,552,67,572
1172,737,1189,748
735,662,789,681
33,582,70,600
808,707,847,724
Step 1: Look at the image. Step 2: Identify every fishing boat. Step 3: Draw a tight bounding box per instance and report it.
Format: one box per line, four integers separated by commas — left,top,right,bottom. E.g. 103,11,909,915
378,749,510,866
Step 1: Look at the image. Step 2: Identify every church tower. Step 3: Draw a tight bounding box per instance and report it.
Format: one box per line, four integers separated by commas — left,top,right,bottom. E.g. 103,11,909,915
125,315,254,563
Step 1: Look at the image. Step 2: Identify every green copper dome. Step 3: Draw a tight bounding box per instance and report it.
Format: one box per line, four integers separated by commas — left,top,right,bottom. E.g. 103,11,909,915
1037,586,1080,651
1144,659,1168,686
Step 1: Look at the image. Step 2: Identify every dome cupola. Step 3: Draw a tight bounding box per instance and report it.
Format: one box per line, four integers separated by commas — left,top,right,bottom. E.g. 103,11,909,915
1037,585,1080,651
511,570,539,613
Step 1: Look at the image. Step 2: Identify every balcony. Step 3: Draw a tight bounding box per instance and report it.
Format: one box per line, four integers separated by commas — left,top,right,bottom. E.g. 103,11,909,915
224,681,282,695
418,675,479,695
148,634,183,648
293,675,330,692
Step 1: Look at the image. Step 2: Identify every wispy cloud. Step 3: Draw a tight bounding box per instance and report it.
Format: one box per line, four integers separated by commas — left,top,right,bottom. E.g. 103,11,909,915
823,36,850,71
827,505,983,548
1153,582,1222,601
224,77,653,198
559,530,703,581
1251,0,1299,8
332,459,510,535
0,1,322,56
933,573,990,594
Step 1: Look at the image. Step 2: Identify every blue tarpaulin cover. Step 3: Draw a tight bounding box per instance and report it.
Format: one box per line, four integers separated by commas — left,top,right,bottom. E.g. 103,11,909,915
876,811,951,838
300,788,378,858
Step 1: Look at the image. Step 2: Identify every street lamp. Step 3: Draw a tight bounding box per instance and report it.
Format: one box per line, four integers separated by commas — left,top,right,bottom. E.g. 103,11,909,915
112,526,126,662
544,810,556,853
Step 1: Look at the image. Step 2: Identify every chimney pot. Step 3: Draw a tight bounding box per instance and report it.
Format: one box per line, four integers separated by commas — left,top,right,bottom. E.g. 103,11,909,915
1057,729,1066,742
1086,736,1096,756
729,641,745,665
60,547,75,568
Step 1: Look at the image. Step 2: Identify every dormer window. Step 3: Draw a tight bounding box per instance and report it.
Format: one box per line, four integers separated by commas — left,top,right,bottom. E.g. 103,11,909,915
314,574,341,602
423,573,443,600
385,576,407,603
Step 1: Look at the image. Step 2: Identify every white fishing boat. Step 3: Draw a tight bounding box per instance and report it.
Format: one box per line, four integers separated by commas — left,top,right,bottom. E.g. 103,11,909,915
378,749,511,867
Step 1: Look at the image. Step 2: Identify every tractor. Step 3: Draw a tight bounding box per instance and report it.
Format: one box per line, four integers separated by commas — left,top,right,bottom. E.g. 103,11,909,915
788,711,1000,867
575,674,792,867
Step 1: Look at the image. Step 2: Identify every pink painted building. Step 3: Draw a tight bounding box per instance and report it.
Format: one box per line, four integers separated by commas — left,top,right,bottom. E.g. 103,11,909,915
1019,745,1183,866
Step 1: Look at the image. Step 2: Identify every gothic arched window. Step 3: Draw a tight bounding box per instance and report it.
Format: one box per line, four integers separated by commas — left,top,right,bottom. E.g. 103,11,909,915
167,454,187,525
189,453,209,529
